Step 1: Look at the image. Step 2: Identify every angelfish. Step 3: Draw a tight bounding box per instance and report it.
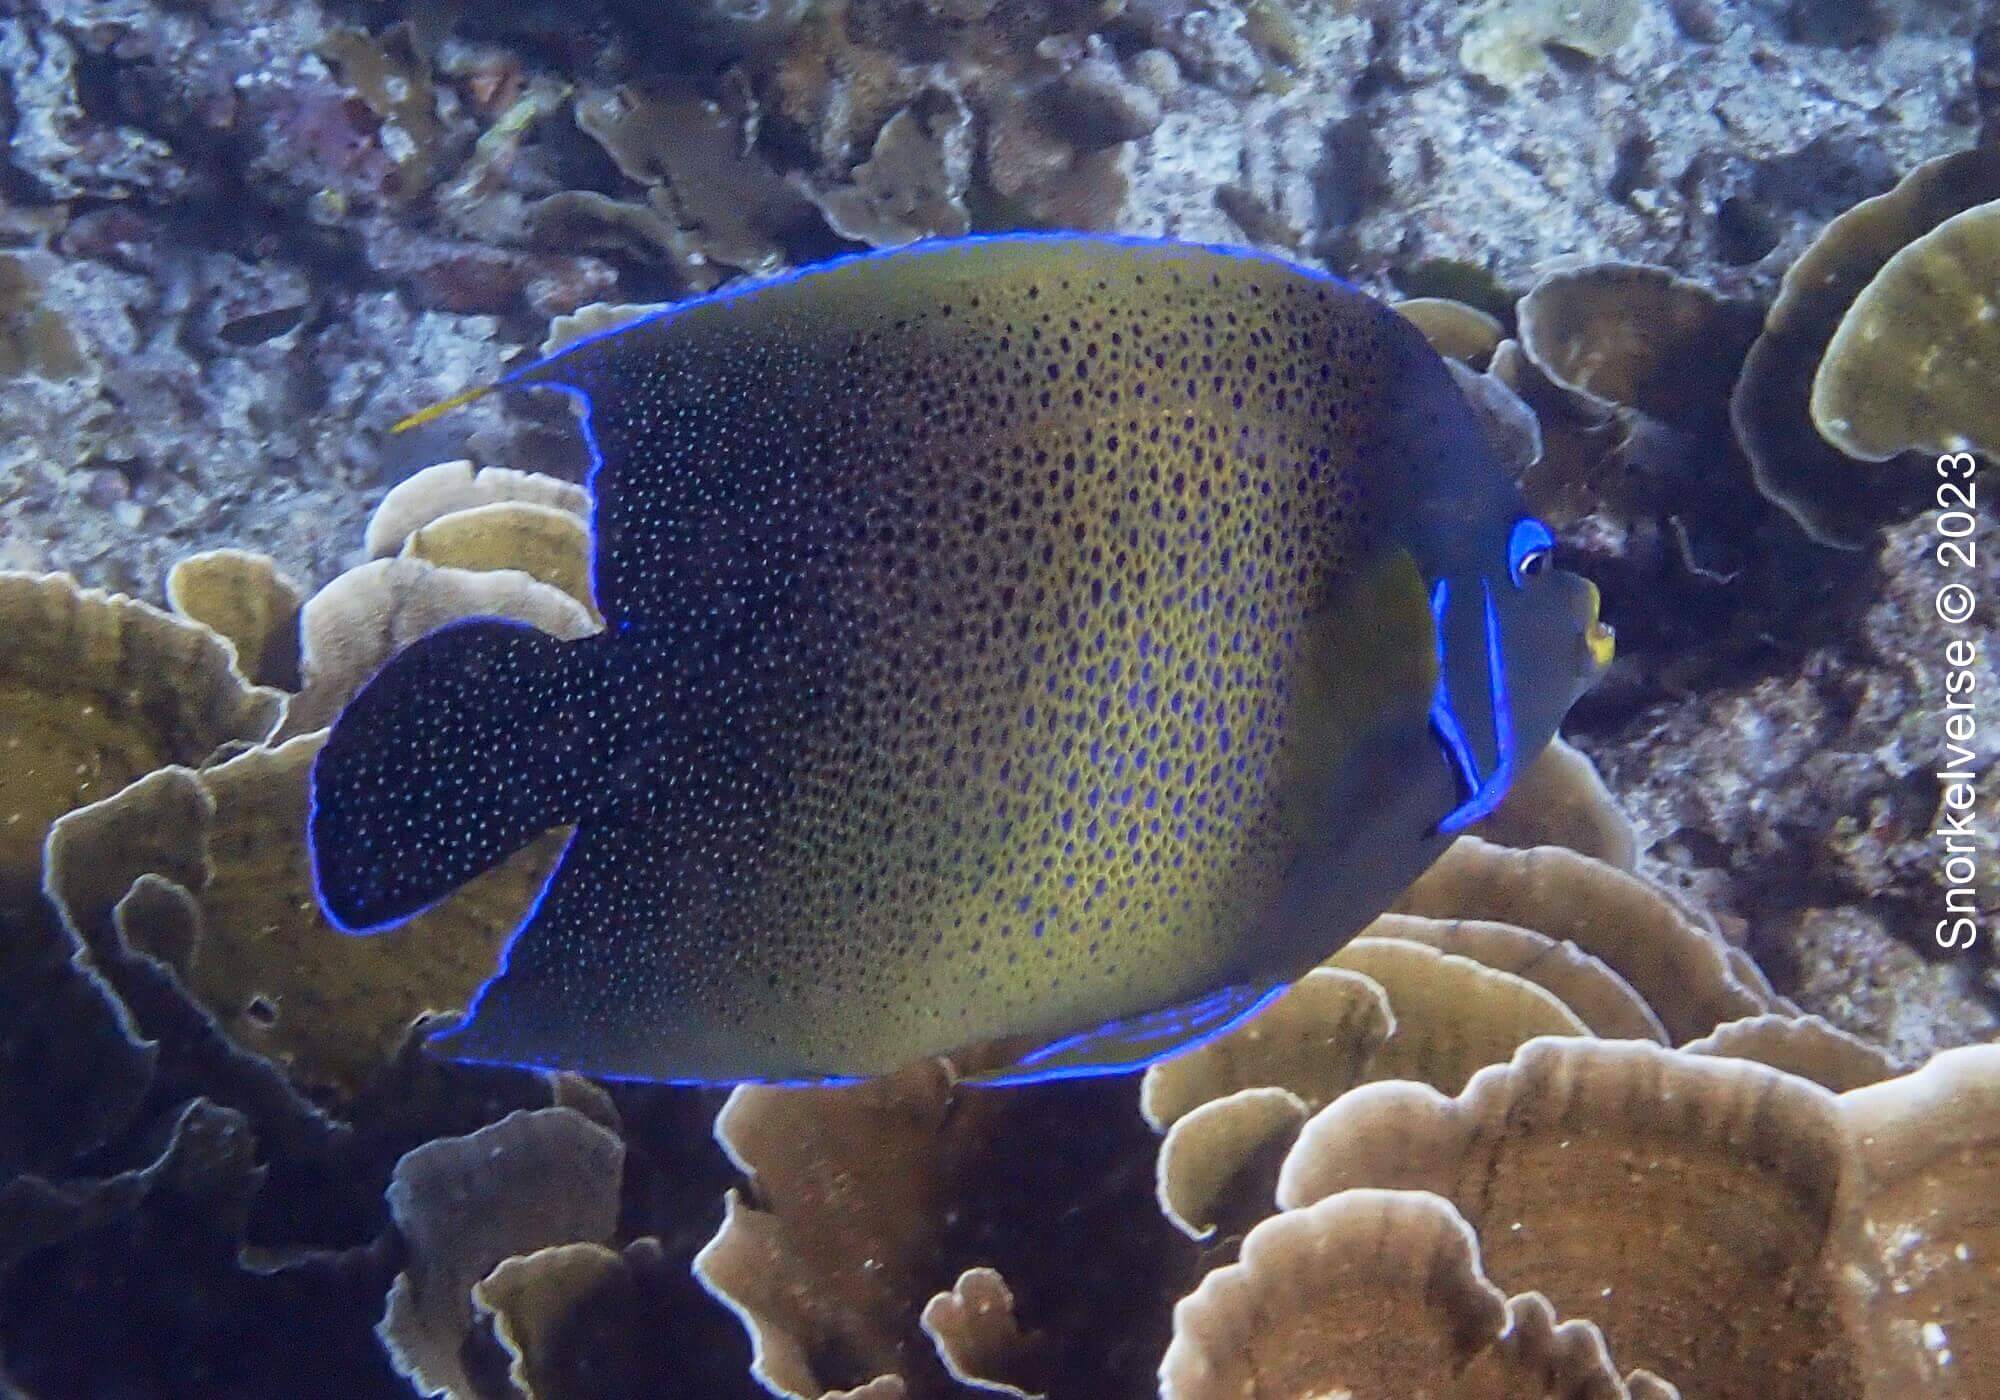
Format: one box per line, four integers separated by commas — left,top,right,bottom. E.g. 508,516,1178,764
308,234,1614,1085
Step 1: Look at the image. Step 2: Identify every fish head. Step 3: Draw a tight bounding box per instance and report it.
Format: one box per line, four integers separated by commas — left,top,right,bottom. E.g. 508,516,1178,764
1426,514,1613,835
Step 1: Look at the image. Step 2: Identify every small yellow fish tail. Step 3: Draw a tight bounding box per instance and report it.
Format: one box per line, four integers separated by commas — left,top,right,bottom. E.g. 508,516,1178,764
391,380,500,434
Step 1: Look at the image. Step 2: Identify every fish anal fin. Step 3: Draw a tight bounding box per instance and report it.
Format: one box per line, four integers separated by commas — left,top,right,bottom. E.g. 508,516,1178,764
964,982,1285,1087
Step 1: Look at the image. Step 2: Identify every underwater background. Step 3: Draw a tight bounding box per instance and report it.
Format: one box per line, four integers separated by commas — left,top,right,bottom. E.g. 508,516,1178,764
2,0,1997,1397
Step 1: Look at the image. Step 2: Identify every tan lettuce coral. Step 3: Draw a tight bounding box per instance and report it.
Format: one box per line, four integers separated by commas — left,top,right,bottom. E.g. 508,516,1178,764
1466,736,1639,871
1152,1086,1311,1242
1732,147,2000,546
1837,1046,2000,1395
808,89,975,247
34,461,594,1096
472,1239,687,1400
0,571,283,917
379,1106,625,1398
399,503,598,620
274,459,598,737
1518,262,1760,429
1138,758,1811,1251
43,735,566,1096
1686,1012,1897,1093
694,1058,1010,1398
1276,1039,1854,1393
686,741,1824,1393
1243,1038,2000,1400
1811,200,2000,463
1161,1188,1632,1399
1393,836,1772,1040
282,553,595,737
164,549,305,691
363,459,590,559
572,80,816,288
1140,966,1392,1132
918,1267,1046,1398
1505,261,1765,562
0,568,273,1174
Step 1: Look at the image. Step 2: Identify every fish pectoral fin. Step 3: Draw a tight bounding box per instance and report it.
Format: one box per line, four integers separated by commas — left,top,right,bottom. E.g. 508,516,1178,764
1308,546,1439,739
963,982,1286,1087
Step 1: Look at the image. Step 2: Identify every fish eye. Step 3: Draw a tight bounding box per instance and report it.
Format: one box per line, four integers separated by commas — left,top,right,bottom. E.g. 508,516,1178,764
1507,517,1554,588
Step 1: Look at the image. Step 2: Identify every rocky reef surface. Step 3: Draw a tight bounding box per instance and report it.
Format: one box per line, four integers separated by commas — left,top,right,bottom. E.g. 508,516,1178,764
2,0,1996,1397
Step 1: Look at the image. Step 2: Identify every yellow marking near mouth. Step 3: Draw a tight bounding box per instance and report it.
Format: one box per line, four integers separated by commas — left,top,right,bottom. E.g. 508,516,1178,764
1583,580,1616,668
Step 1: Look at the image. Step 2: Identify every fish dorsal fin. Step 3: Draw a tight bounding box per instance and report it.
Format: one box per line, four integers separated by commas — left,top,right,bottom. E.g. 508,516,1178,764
963,982,1286,1087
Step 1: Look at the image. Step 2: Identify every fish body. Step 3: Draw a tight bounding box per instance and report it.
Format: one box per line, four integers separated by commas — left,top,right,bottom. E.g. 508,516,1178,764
309,235,1610,1084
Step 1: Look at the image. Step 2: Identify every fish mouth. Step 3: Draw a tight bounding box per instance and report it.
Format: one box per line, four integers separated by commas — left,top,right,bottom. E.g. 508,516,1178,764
1582,579,1616,671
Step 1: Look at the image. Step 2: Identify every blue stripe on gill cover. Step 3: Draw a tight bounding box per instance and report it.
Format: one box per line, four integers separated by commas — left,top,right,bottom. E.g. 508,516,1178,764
1429,579,1517,834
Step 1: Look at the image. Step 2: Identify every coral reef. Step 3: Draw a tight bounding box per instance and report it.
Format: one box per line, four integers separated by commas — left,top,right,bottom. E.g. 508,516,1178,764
0,446,1991,1396
1,0,1995,1395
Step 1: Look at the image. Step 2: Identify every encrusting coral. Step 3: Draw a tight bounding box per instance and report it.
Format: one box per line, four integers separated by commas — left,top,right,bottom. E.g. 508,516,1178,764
1458,0,1645,87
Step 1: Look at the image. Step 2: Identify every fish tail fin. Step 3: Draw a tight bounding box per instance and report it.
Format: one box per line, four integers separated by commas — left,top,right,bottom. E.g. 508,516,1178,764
308,619,608,933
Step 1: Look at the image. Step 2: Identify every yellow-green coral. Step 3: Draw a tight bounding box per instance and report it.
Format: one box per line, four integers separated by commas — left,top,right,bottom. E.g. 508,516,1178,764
1811,200,2000,462
44,735,567,1095
1733,147,2000,546
399,502,599,620
0,572,281,917
1460,0,1643,85
165,549,305,691
1393,296,1505,369
363,459,590,559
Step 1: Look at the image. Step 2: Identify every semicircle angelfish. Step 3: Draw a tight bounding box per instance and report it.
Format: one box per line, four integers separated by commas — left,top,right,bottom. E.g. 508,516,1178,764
308,234,1614,1086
